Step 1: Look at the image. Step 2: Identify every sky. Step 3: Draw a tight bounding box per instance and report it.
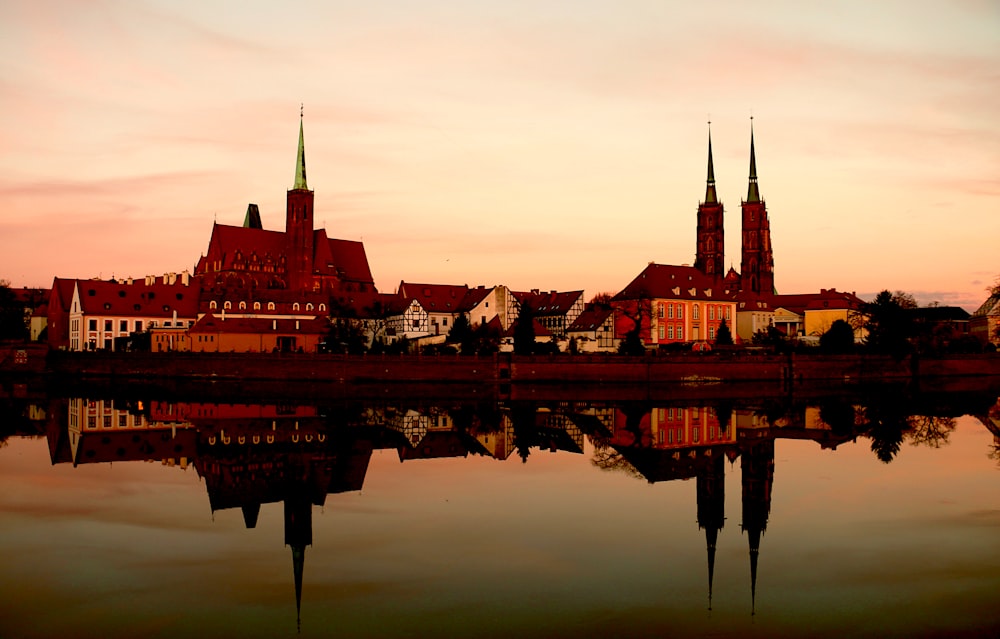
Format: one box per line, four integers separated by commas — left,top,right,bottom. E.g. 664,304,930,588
1,0,998,309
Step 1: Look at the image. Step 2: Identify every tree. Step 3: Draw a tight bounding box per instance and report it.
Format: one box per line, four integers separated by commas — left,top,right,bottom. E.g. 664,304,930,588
715,318,733,345
447,312,473,352
820,319,855,354
858,290,914,356
0,280,28,341
513,302,536,355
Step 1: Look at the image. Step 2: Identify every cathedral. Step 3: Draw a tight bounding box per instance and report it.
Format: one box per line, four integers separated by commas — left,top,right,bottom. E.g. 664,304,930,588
194,115,377,314
695,120,775,298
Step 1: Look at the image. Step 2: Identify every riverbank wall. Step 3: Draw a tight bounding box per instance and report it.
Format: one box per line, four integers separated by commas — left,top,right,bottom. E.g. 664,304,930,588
28,349,999,386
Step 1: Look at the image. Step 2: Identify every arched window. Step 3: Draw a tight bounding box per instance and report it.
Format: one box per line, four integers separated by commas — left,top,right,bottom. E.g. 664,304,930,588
210,301,217,310
306,303,314,311
223,301,232,310
253,302,261,310
239,301,247,310
693,304,700,320
319,303,326,312
267,302,275,311
293,302,300,311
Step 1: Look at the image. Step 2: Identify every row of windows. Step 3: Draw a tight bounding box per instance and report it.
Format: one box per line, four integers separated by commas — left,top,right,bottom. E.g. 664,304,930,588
656,302,732,321
208,300,326,312
657,324,685,341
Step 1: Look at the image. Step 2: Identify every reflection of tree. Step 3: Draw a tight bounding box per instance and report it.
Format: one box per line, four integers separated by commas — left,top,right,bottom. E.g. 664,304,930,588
508,401,537,463
818,398,858,437
906,415,956,449
864,403,907,464
590,444,643,480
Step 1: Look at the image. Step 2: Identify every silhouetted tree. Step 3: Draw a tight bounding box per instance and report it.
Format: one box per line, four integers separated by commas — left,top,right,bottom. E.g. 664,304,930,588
447,312,472,348
820,319,855,354
715,318,733,345
857,290,915,357
513,302,536,355
0,280,28,340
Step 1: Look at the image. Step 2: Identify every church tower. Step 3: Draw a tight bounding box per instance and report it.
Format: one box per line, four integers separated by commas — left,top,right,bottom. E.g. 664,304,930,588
286,109,315,291
739,120,775,296
695,124,725,279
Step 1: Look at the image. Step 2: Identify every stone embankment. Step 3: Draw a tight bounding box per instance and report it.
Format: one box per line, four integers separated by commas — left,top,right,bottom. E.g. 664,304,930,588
21,349,999,386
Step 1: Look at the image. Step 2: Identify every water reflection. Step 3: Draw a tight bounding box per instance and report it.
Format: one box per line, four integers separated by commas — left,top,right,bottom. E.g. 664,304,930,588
2,381,1000,637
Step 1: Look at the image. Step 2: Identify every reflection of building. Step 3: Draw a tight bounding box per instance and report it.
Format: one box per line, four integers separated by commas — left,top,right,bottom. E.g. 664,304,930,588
740,439,774,615
57,398,197,466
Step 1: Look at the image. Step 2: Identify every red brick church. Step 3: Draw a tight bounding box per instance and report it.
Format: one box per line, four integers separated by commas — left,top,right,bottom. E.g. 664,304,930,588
194,115,377,313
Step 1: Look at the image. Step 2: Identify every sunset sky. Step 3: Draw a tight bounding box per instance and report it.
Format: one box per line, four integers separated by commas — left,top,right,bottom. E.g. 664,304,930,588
1,1,997,309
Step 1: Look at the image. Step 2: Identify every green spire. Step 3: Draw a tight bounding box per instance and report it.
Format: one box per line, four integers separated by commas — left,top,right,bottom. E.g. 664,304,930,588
705,123,718,204
293,106,308,190
747,118,760,203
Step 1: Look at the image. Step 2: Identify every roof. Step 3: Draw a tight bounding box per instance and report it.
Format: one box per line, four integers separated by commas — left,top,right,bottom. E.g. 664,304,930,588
512,289,584,316
972,292,1000,318
197,224,374,287
614,264,735,302
908,306,971,322
568,305,614,332
188,313,328,334
75,278,199,318
459,285,493,311
398,282,469,313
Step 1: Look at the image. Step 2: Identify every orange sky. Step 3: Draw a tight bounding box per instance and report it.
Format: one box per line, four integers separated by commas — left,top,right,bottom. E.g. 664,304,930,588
1,1,998,309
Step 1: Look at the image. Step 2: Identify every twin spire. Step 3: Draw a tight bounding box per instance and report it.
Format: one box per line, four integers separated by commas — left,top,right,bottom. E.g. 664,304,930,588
293,104,309,191
703,119,762,204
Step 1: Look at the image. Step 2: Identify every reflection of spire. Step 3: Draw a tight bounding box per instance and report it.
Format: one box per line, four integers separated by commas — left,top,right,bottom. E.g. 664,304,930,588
740,439,774,616
285,496,312,632
292,544,305,633
697,454,726,610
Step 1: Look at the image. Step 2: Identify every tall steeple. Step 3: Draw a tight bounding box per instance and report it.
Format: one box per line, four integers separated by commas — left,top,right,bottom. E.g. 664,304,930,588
294,104,308,190
695,121,725,279
705,124,718,204
746,118,760,203
286,105,315,290
739,117,774,296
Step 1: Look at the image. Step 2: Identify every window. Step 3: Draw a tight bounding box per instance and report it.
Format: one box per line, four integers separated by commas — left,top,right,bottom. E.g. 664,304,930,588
104,320,112,331
709,306,715,320
253,302,261,310
677,306,683,319
210,301,217,310
667,304,674,319
658,325,665,340
119,320,128,332
668,325,674,340
725,306,731,320
657,303,664,319
223,301,232,310
239,301,247,310
306,303,313,311
693,305,699,320
319,304,326,312
135,320,143,332
103,415,111,428
293,303,300,311
443,318,448,326
267,302,275,311
709,326,715,340
119,414,127,428
676,325,683,341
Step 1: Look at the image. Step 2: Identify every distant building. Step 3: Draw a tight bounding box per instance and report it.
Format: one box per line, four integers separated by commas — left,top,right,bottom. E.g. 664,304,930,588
971,291,1000,347
511,289,585,336
567,304,617,352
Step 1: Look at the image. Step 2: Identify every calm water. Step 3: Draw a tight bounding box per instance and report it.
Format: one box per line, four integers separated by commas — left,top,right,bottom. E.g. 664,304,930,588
1,382,999,639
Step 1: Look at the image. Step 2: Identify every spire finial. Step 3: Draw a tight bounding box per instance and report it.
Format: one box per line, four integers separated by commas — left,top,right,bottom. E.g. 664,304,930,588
293,106,308,190
746,116,760,203
704,120,718,204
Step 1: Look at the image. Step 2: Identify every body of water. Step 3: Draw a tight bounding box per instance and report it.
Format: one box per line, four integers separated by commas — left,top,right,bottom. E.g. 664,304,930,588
1,383,998,638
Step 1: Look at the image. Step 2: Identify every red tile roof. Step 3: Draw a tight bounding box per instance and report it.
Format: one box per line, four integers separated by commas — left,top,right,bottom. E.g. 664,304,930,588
568,306,614,332
398,282,469,313
513,290,584,316
614,264,735,301
75,278,199,318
